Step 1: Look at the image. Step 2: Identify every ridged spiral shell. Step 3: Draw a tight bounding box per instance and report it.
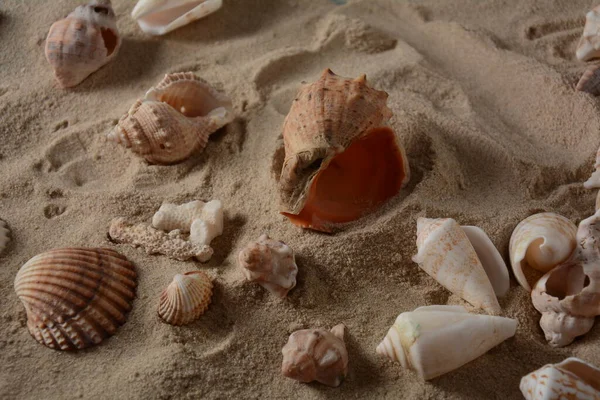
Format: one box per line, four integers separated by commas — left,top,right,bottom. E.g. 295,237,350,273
157,271,213,325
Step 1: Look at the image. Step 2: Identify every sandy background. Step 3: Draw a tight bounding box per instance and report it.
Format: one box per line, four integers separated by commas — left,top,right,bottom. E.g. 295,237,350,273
1,0,600,398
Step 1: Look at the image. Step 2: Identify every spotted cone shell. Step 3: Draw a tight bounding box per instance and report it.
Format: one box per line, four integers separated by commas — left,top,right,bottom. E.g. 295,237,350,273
157,271,213,326
14,248,137,350
45,0,121,88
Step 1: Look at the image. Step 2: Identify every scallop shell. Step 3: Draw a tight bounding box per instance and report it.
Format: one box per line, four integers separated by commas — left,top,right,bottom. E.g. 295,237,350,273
520,357,600,400
45,0,121,88
238,234,298,298
14,248,137,350
376,305,517,380
132,0,223,36
577,6,600,62
281,324,348,387
413,218,504,314
509,212,577,291
576,64,600,96
531,210,600,347
107,72,233,164
279,68,410,232
0,219,10,255
157,271,213,326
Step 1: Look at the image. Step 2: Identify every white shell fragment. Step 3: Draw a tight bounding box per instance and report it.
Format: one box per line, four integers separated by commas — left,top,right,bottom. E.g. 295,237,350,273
132,0,223,36
376,305,517,380
585,146,600,190
0,219,10,255
520,357,600,400
577,6,600,62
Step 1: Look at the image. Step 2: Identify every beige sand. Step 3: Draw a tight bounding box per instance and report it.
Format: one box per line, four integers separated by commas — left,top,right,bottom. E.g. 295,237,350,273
1,0,600,398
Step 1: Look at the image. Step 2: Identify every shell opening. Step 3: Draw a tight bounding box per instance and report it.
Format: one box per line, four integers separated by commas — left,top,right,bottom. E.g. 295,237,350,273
101,28,118,56
282,126,407,230
156,82,224,118
137,2,205,29
545,263,587,300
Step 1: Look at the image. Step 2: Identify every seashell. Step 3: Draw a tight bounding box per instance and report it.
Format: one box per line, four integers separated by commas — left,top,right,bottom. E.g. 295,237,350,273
376,305,517,380
238,234,298,298
281,324,348,387
108,217,213,262
585,146,600,190
531,210,600,347
509,212,577,291
520,357,600,400
132,0,223,36
0,219,10,255
577,6,600,62
107,72,233,165
157,271,213,325
14,247,137,350
413,218,504,314
45,0,121,88
278,69,410,232
576,63,600,96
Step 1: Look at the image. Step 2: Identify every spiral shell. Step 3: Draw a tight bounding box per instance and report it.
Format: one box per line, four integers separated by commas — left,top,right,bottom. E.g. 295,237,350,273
157,271,213,325
14,248,137,350
577,5,600,61
279,68,410,232
107,72,234,164
509,212,577,291
0,219,10,255
45,0,121,88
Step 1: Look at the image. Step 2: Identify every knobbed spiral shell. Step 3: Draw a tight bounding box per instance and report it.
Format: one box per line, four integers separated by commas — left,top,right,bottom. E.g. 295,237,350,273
132,0,223,36
157,271,213,325
107,72,234,164
45,0,121,88
279,68,410,232
14,248,137,350
0,219,10,255
577,5,600,61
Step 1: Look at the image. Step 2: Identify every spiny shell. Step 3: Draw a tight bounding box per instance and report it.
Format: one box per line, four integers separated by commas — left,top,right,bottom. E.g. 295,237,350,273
157,271,213,326
281,324,348,387
132,0,223,36
376,305,517,380
45,0,121,88
509,212,577,291
279,68,410,232
520,357,600,400
14,248,137,350
577,6,600,61
576,64,600,96
0,219,10,255
413,218,502,314
107,72,233,164
238,234,298,298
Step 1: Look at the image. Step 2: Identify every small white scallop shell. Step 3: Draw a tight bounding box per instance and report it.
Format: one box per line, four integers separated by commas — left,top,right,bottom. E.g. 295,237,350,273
0,219,10,255
509,212,577,291
577,6,600,61
132,0,223,36
520,357,600,400
157,271,213,326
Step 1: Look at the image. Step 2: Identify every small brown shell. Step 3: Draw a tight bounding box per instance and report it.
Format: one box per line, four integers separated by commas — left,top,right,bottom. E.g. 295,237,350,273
107,72,234,165
14,248,137,350
157,271,213,326
45,0,121,88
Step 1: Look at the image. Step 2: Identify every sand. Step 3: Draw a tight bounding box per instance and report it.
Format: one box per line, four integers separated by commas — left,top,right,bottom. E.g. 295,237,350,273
1,0,599,398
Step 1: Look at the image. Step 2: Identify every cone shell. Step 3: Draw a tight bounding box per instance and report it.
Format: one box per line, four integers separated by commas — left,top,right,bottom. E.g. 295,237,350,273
520,357,600,400
132,0,223,36
413,218,501,314
577,6,600,62
157,271,213,326
509,212,577,291
0,219,10,255
279,69,410,232
14,248,137,350
281,324,348,387
376,305,517,380
107,72,233,164
45,0,121,88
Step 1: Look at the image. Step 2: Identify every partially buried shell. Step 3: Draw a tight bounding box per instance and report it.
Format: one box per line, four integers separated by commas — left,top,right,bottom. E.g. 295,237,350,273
107,72,233,164
132,0,223,36
0,219,10,255
577,5,600,61
158,271,213,326
576,64,600,96
279,69,410,232
14,248,137,350
45,0,121,88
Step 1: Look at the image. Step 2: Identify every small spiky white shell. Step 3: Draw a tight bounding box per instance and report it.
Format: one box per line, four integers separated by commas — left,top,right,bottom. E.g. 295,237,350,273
0,219,10,255
157,271,213,326
577,6,600,61
132,0,223,36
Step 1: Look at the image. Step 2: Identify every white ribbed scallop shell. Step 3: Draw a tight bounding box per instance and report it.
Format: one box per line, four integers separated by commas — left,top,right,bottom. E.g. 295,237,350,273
157,271,213,325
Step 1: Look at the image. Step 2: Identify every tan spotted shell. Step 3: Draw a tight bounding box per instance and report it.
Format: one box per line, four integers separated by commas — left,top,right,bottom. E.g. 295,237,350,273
157,271,213,326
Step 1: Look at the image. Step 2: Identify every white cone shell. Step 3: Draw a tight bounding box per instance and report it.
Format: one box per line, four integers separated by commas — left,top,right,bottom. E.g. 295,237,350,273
132,0,223,36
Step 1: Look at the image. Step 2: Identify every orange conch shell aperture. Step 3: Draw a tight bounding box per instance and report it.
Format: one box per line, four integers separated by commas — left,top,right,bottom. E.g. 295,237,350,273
278,69,410,232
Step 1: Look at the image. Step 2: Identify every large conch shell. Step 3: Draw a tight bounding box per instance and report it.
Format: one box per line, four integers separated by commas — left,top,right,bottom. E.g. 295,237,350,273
14,248,137,350
45,0,121,88
577,6,600,61
376,305,517,380
413,218,508,314
278,69,410,232
107,72,233,164
238,234,298,298
157,271,213,325
509,212,577,291
0,219,10,255
281,324,348,387
520,357,600,400
132,0,223,36
531,210,600,347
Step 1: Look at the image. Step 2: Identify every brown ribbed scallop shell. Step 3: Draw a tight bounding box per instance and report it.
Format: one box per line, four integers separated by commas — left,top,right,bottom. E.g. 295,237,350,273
157,271,213,326
14,248,137,350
